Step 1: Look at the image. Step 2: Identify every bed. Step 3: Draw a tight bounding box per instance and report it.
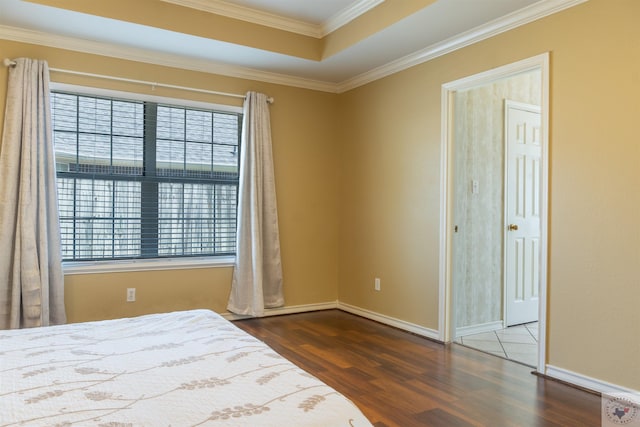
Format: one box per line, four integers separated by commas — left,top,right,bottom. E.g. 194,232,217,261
0,309,373,426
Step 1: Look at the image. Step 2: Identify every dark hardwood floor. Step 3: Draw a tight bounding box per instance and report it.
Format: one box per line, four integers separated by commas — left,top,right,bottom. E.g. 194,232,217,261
234,309,601,427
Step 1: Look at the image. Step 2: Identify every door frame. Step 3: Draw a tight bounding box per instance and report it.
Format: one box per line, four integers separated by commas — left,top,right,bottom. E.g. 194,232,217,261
438,53,549,374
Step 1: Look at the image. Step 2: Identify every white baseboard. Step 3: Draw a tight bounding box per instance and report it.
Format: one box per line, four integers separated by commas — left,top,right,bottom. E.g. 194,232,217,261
222,301,338,321
337,302,441,341
224,300,439,341
546,365,640,395
456,320,503,337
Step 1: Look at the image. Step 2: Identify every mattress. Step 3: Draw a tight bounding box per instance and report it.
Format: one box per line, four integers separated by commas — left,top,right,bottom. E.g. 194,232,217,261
0,309,372,426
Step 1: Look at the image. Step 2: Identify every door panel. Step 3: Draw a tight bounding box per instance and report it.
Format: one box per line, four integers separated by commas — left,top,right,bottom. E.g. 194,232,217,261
505,101,541,326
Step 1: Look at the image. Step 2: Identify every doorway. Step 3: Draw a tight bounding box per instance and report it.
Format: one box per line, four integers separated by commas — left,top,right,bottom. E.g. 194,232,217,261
438,54,549,373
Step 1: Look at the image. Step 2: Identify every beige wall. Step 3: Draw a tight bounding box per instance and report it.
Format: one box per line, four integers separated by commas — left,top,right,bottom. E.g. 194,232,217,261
0,39,341,323
453,71,541,329
64,268,233,322
338,0,640,389
1,0,639,392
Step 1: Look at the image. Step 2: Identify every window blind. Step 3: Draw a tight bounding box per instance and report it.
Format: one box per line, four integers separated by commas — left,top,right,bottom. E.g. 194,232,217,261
51,91,242,261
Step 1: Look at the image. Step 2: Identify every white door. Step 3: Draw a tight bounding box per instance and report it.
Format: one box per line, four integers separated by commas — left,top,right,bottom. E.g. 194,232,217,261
505,101,541,326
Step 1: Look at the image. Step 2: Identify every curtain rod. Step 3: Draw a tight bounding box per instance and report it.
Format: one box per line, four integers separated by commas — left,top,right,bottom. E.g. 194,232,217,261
3,58,274,104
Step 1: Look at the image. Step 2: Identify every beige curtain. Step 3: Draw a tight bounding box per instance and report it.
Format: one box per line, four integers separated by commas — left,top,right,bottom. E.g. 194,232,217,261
227,92,284,316
0,58,66,329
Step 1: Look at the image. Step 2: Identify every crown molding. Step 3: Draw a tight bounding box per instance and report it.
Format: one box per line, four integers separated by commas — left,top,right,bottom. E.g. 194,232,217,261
336,0,589,92
321,0,384,37
0,25,339,93
159,0,382,39
160,0,321,38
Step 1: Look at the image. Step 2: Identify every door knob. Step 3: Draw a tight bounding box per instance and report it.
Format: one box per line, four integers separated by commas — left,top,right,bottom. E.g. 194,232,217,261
508,224,518,231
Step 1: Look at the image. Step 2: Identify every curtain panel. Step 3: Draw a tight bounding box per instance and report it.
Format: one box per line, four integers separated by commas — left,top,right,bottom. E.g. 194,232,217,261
0,58,66,329
227,92,284,316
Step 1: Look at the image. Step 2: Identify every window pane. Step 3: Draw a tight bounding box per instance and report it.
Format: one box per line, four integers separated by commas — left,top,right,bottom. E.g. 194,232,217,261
57,178,75,259
76,179,113,218
112,136,143,175
186,109,212,142
186,142,212,176
78,133,111,172
51,93,77,132
215,184,238,253
114,219,141,257
115,181,141,218
114,181,142,258
79,96,111,134
76,219,113,259
54,132,77,172
156,109,239,178
183,184,213,255
55,177,142,261
156,139,185,176
157,106,184,140
158,183,184,255
59,218,75,259
212,144,239,176
57,178,75,218
158,183,237,256
213,112,239,145
112,100,143,137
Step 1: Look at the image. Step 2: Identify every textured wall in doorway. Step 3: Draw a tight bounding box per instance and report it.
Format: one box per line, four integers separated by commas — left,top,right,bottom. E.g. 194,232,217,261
453,70,541,330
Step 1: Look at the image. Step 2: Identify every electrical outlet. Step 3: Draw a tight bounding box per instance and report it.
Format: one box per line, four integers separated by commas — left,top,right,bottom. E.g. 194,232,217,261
374,278,381,291
126,288,136,302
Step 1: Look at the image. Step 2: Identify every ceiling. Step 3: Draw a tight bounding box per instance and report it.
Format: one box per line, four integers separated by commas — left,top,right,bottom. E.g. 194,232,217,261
0,0,584,92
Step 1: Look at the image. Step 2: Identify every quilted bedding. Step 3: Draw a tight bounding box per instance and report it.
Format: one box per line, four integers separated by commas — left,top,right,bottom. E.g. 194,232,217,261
0,309,372,426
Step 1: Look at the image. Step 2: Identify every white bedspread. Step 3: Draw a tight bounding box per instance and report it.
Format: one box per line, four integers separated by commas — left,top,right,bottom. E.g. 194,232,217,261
0,310,372,426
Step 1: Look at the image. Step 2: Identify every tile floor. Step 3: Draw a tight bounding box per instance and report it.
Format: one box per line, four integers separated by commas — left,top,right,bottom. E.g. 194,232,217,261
455,322,538,367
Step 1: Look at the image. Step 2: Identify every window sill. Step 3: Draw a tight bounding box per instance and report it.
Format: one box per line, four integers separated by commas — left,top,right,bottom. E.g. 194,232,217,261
63,256,235,275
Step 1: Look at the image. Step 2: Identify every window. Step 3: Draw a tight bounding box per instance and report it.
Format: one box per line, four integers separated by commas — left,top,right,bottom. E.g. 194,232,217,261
51,90,242,262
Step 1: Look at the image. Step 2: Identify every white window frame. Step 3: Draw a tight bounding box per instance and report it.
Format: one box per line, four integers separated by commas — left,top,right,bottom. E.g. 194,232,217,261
52,83,242,275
